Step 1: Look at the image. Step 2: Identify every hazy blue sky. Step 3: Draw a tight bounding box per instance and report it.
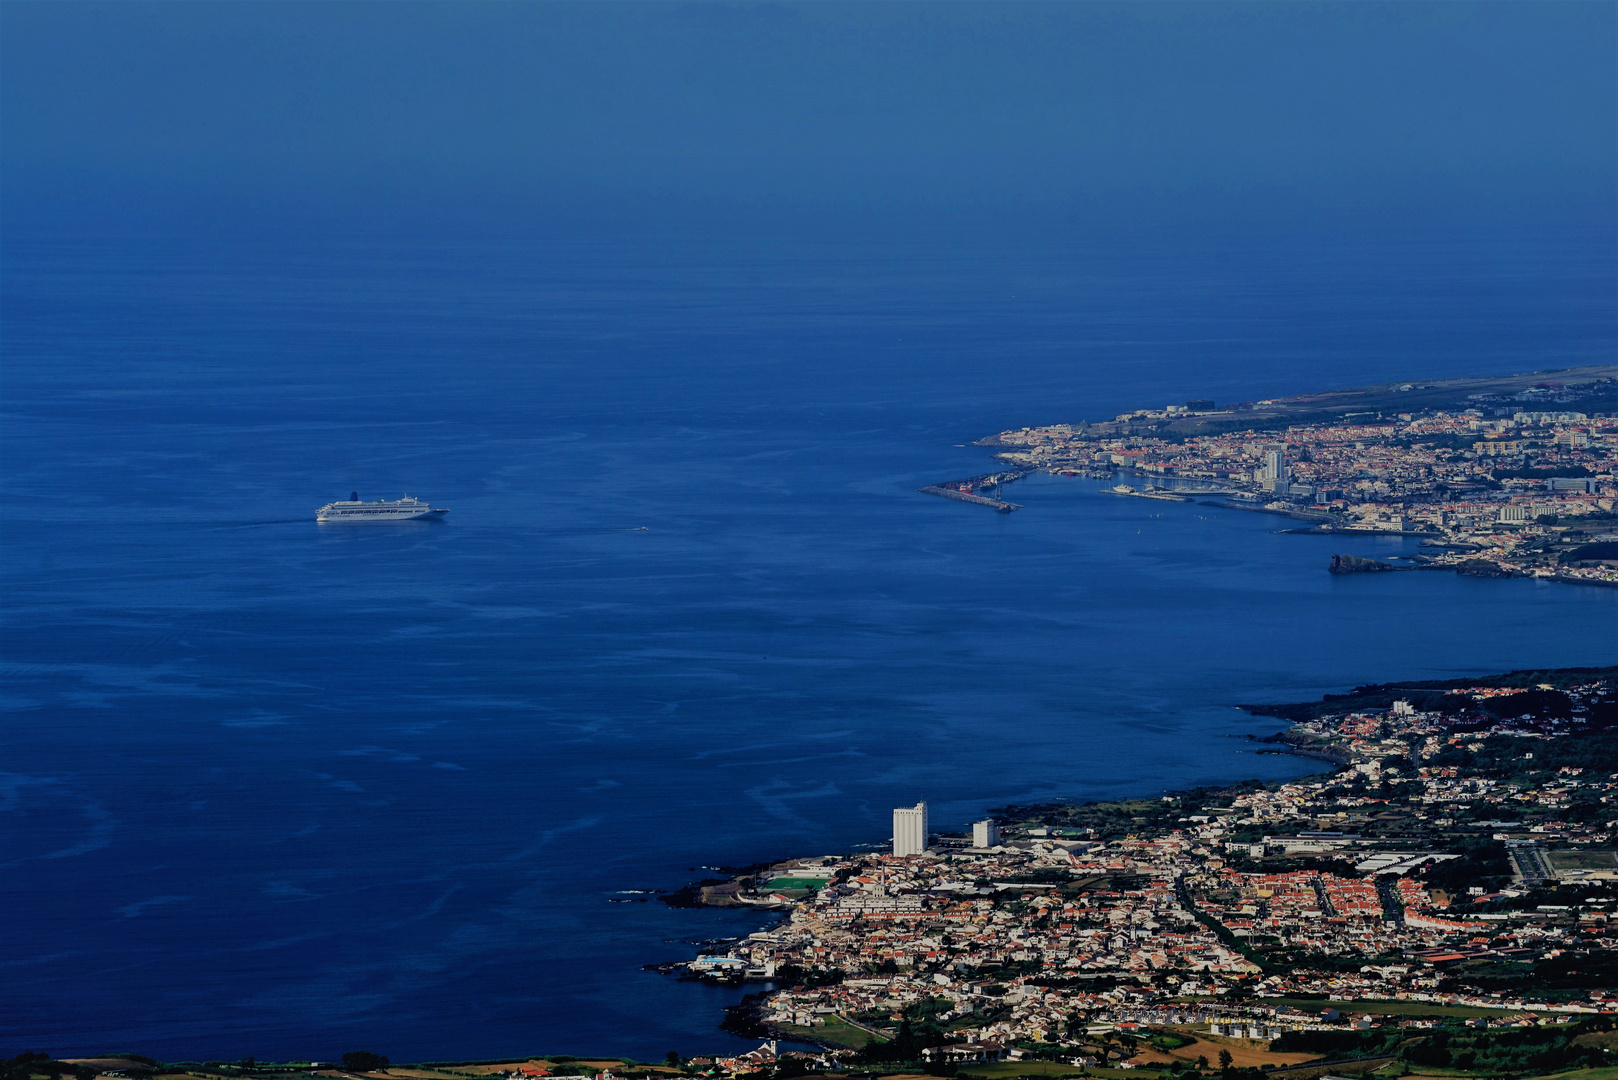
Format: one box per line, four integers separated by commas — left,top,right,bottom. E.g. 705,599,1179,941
3,2,1614,233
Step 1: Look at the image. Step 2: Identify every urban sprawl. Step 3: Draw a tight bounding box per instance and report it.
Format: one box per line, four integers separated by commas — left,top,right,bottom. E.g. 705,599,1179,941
665,667,1618,1077
964,373,1618,586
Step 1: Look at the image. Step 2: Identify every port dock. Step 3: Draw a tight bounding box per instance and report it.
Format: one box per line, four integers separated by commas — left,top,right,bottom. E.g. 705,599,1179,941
919,470,1029,513
919,485,1023,513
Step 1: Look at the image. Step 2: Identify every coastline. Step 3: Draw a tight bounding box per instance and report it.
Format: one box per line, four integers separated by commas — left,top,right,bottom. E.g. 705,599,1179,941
922,367,1618,588
668,663,1618,918
654,664,1618,1064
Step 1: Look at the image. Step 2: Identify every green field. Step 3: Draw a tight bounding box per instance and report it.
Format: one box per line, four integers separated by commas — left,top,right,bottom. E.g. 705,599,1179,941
765,877,829,890
1547,850,1618,870
776,1015,880,1050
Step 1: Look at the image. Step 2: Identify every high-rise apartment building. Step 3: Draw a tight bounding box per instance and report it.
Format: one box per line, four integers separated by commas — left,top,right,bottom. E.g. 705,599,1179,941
892,802,929,856
1258,447,1290,492
971,820,1001,848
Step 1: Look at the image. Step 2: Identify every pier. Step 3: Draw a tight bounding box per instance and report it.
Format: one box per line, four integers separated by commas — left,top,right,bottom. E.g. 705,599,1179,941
919,485,1023,513
919,469,1029,513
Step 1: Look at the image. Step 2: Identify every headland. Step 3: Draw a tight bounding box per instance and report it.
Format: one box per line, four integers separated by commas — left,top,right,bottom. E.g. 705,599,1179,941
650,664,1618,1075
925,366,1618,587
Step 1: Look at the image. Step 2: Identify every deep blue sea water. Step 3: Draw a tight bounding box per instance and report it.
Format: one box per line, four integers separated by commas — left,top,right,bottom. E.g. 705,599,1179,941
3,223,1615,1061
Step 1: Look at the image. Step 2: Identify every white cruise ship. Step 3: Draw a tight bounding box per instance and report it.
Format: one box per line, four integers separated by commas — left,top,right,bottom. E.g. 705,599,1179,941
316,492,449,523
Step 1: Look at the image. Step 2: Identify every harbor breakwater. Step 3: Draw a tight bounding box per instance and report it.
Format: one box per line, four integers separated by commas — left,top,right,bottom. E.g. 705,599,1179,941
917,470,1029,513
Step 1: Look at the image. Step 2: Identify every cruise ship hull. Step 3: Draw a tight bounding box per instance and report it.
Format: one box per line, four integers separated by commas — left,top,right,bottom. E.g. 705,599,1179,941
316,508,448,523
315,494,449,523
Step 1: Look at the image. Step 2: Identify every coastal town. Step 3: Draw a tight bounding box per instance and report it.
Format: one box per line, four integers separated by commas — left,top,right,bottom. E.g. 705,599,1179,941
38,664,1616,1080
941,368,1618,586
659,666,1618,1077
30,671,1615,1080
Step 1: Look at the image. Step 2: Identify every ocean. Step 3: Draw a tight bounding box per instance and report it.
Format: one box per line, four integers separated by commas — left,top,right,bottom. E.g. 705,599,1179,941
3,220,1614,1061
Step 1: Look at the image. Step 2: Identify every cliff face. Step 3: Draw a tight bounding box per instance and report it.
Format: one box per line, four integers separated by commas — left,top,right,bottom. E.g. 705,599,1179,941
1329,554,1394,574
